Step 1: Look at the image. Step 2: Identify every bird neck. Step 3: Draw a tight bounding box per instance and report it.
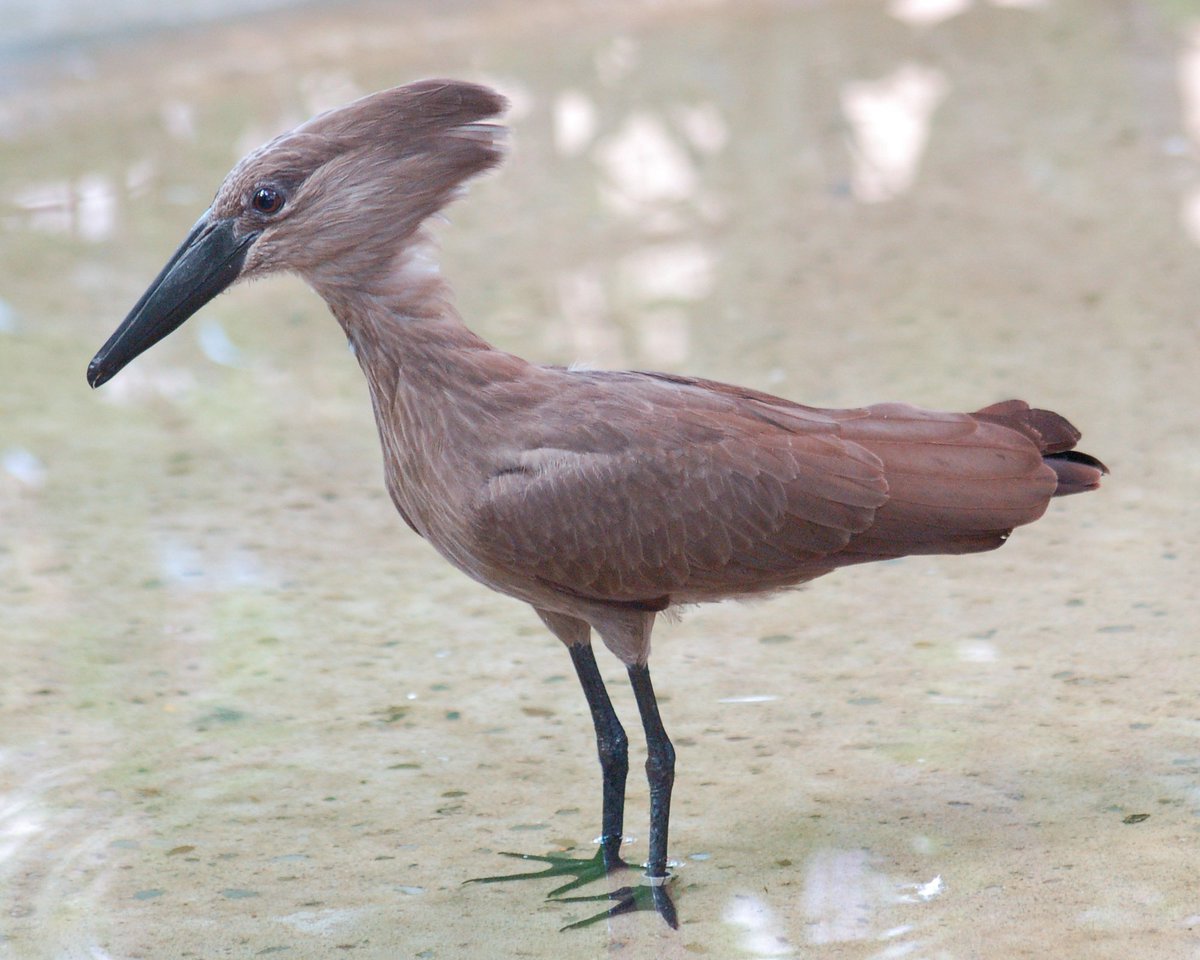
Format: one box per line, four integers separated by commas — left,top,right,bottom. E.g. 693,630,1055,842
338,300,527,414
314,234,522,388
312,236,532,516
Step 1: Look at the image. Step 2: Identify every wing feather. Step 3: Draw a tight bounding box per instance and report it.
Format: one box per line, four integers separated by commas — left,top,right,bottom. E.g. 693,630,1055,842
461,373,1072,609
468,376,889,604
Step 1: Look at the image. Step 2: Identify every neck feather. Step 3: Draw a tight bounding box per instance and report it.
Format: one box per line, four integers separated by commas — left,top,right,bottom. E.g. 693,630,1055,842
304,231,533,539
309,229,530,413
311,230,459,324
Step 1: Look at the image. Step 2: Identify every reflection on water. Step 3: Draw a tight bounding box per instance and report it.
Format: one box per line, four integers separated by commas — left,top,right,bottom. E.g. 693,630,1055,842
196,317,243,367
2,0,1197,957
154,534,267,589
890,0,975,26
841,63,948,203
11,177,112,242
1176,24,1200,244
724,892,793,956
10,175,117,240
890,0,1048,27
0,767,44,866
2,447,46,488
724,849,944,955
620,242,713,303
598,111,700,212
804,848,920,944
553,89,597,156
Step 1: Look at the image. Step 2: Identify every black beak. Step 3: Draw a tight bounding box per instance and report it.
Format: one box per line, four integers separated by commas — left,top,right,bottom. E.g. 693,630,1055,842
87,215,258,388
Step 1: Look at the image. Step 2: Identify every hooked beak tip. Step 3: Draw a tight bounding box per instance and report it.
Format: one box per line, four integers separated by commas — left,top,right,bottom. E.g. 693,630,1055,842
86,358,111,389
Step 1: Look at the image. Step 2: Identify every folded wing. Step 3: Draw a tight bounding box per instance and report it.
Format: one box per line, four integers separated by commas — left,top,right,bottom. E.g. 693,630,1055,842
468,372,1098,609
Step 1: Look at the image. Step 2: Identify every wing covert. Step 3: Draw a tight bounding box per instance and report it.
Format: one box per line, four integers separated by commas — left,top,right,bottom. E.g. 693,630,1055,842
469,398,888,605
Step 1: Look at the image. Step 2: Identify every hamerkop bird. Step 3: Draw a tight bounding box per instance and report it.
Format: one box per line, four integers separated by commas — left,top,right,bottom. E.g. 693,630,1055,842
88,80,1106,928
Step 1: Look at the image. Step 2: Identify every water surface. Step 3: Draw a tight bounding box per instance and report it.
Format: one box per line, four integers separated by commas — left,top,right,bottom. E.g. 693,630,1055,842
2,1,1198,956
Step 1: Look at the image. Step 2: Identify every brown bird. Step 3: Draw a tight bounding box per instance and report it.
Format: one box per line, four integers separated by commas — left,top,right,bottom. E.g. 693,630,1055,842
87,80,1106,928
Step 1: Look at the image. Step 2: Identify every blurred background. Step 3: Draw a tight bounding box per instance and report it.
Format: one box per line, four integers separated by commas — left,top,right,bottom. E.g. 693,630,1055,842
2,1,1198,957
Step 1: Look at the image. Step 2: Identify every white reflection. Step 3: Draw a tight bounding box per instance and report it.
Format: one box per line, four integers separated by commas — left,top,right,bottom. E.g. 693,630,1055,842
274,907,368,934
158,537,205,584
0,297,16,332
805,848,888,943
11,180,72,234
724,894,794,956
890,0,1045,23
1182,188,1200,245
956,639,997,662
125,158,157,198
2,447,46,488
620,242,713,302
717,694,778,704
0,762,46,866
156,536,265,589
914,875,944,900
197,318,243,367
910,834,935,855
1179,25,1200,245
597,112,697,214
675,101,728,154
76,174,117,241
1180,26,1200,144
10,176,117,241
160,100,196,141
554,89,597,156
799,848,945,952
888,0,970,27
841,63,948,203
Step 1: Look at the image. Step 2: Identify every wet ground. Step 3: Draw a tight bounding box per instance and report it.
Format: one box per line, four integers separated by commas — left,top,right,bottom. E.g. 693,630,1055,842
2,0,1199,956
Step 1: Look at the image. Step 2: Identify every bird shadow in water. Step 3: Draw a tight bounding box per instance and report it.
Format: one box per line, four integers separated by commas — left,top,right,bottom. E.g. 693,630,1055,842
466,848,679,930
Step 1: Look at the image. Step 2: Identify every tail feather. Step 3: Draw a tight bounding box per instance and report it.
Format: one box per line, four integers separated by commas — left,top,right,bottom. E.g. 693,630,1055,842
972,400,1107,496
824,399,1105,566
1044,450,1107,495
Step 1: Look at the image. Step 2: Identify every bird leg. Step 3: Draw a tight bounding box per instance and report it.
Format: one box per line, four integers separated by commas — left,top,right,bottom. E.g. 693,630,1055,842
467,642,679,928
558,663,679,929
627,663,675,880
569,642,630,866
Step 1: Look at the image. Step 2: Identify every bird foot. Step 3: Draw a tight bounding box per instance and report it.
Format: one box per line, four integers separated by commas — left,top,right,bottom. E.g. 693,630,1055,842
555,874,678,931
465,847,679,929
465,846,619,897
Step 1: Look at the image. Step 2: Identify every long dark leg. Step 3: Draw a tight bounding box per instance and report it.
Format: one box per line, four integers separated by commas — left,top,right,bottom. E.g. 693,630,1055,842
568,643,629,867
468,613,677,929
627,662,675,879
554,659,678,930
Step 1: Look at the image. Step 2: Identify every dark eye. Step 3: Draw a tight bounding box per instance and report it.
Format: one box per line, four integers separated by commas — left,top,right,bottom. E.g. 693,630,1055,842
251,186,284,215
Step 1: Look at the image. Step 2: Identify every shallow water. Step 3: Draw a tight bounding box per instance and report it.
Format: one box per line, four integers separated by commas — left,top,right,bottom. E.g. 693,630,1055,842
2,0,1198,956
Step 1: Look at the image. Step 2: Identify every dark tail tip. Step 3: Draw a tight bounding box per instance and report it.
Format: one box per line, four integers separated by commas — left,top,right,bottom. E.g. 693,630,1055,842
1045,450,1108,496
973,400,1107,496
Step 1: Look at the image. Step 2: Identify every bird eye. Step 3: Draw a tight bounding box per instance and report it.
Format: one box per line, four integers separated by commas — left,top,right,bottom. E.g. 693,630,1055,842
251,186,284,215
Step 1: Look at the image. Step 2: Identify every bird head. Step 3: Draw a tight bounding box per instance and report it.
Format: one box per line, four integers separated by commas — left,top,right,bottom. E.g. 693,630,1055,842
87,79,507,388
